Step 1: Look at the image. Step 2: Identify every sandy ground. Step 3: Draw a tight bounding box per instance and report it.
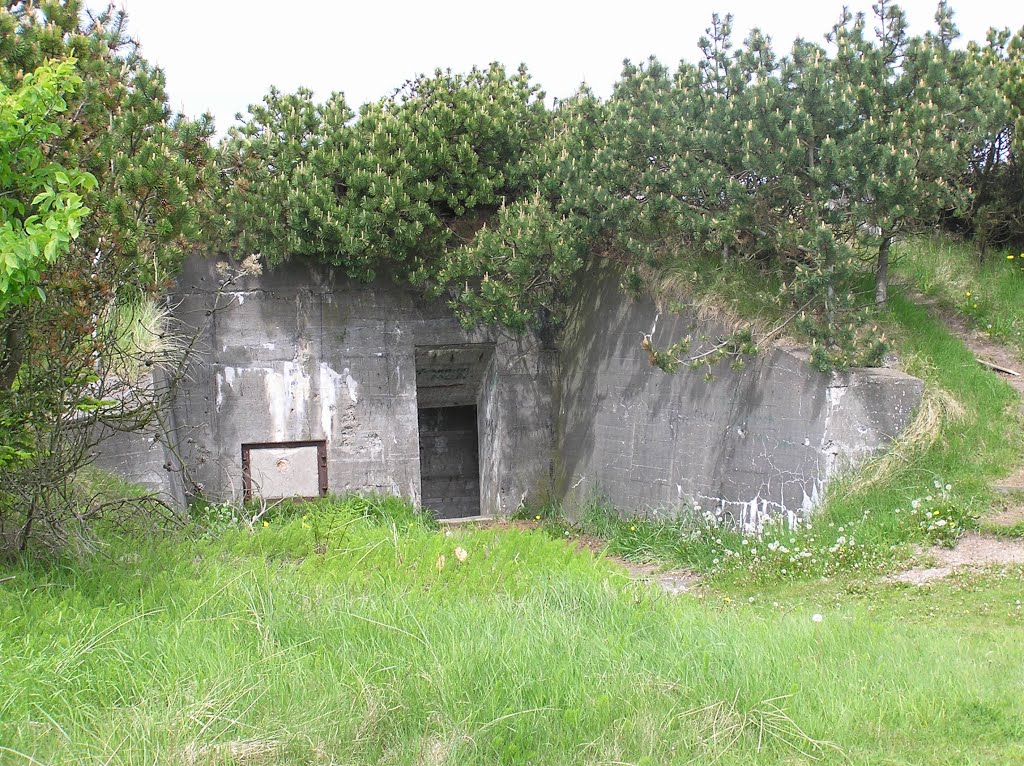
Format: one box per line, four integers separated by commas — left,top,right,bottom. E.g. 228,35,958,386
888,532,1024,584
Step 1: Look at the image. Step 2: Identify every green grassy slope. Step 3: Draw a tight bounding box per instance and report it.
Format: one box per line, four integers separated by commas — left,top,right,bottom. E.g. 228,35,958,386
1,499,1023,766
894,236,1024,354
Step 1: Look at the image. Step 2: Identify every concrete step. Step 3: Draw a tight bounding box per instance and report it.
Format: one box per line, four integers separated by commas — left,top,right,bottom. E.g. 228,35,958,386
437,515,494,525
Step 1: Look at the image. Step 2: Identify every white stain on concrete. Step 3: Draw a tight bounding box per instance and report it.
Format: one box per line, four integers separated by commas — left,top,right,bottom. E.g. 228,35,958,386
343,367,359,404
319,362,342,438
215,366,238,412
825,383,847,413
800,482,821,514
264,362,312,441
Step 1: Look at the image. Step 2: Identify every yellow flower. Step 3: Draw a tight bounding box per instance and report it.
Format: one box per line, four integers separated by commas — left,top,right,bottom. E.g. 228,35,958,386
534,515,541,521
262,521,269,528
965,291,971,297
1009,255,1016,260
629,525,636,531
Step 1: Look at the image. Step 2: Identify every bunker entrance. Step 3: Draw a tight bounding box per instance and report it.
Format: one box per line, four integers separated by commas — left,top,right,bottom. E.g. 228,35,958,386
418,406,480,519
414,344,495,519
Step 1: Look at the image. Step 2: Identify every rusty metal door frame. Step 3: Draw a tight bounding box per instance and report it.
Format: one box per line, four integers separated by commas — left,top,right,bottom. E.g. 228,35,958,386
241,439,328,500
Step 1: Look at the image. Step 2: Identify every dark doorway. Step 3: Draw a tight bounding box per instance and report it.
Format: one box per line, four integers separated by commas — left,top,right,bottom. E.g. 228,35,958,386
417,405,481,519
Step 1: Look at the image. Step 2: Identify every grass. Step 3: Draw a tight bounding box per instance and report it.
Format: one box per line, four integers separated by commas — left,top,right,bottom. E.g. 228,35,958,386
101,296,187,380
638,245,788,340
2,496,1024,765
893,234,1024,355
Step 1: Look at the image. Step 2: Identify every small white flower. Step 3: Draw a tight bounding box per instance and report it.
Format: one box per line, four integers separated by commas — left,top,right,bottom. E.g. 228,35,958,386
454,547,468,563
812,613,824,623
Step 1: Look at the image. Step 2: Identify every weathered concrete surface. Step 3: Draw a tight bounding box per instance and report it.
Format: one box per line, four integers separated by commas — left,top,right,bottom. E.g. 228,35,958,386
91,425,186,508
97,254,923,524
169,256,555,515
554,261,924,527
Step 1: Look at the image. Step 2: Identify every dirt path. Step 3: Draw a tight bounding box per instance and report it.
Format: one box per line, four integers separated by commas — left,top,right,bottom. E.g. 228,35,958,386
616,560,701,595
888,532,1024,584
889,305,1024,583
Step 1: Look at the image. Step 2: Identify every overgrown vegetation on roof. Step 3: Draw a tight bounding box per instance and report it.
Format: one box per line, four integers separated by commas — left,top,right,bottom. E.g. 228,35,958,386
217,3,1024,371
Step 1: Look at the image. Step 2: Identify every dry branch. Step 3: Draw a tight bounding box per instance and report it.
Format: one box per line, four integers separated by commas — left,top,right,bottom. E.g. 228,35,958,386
976,357,1020,376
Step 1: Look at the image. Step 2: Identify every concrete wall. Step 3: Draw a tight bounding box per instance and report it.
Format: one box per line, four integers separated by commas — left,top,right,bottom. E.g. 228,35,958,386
169,256,555,514
94,255,924,525
554,261,924,527
91,425,186,508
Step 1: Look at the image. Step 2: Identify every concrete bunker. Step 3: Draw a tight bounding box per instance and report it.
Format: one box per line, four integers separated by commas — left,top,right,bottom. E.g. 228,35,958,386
414,344,495,519
94,255,924,526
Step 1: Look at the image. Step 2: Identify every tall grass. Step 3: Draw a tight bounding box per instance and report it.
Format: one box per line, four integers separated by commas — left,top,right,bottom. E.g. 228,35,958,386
2,497,1023,765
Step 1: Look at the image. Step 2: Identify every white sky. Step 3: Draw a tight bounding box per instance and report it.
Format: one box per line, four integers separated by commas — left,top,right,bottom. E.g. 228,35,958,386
114,0,1024,138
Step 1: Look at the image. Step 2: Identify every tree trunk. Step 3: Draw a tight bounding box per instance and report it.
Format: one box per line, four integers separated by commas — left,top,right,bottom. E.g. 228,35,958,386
0,322,25,392
875,235,893,307
18,505,33,553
